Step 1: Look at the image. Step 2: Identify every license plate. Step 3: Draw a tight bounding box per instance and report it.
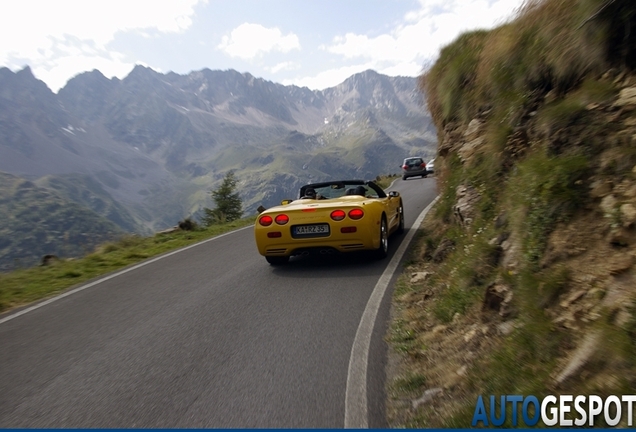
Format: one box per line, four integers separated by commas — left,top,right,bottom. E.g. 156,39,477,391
292,224,330,238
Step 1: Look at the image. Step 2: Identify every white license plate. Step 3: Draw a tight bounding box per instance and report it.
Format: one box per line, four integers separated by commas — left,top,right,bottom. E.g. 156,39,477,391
292,224,330,237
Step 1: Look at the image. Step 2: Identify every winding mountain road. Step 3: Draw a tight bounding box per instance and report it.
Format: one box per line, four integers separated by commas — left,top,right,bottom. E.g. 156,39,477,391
0,177,438,428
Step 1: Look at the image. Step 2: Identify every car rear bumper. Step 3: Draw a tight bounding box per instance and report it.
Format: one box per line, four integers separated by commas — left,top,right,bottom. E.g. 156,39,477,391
403,169,427,177
255,224,379,257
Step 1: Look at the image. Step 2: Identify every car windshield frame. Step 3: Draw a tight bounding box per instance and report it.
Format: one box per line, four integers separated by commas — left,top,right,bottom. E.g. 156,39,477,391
299,180,386,199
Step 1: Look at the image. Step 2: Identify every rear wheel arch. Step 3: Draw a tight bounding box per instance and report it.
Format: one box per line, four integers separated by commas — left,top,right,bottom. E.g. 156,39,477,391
396,200,405,234
374,213,389,259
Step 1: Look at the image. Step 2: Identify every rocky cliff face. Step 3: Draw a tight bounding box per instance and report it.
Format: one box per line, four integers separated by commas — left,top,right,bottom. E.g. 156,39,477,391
387,0,636,427
0,66,436,234
388,73,636,430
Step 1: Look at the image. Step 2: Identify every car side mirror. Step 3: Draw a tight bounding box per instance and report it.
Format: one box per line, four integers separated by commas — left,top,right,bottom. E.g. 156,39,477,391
281,199,293,205
389,191,400,198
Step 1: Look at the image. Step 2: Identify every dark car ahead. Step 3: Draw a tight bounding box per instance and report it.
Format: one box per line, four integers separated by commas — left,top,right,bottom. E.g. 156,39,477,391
401,157,427,180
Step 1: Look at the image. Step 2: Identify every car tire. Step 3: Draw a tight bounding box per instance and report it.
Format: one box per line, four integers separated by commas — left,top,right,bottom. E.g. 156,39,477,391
397,202,405,235
266,256,289,266
402,175,407,180
422,174,427,178
374,217,389,259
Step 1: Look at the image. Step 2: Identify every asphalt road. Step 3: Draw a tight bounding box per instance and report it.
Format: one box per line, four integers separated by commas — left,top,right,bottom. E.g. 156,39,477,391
0,176,438,428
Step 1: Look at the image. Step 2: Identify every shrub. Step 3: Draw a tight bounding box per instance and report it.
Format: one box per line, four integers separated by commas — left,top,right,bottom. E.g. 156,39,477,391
203,171,243,226
178,217,198,231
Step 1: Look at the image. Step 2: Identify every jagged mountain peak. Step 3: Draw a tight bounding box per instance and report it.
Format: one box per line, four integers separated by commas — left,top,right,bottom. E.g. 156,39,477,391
121,64,165,88
75,69,108,81
0,65,436,238
61,69,113,92
346,69,382,82
0,65,53,97
58,69,118,121
338,69,390,90
16,65,35,79
128,64,158,76
320,70,411,117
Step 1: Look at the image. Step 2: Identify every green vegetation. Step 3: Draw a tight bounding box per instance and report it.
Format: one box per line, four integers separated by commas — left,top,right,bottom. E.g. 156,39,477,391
392,372,427,394
0,172,124,271
35,173,146,234
422,0,633,128
433,154,463,222
375,174,400,190
203,171,244,225
389,317,420,354
388,0,636,427
508,150,589,265
0,216,256,313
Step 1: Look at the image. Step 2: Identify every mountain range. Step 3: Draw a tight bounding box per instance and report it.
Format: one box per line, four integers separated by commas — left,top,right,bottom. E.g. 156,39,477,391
0,65,436,269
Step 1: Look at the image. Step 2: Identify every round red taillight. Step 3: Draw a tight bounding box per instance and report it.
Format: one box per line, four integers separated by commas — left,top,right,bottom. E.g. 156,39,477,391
330,209,346,221
275,214,289,225
259,215,273,226
348,208,364,220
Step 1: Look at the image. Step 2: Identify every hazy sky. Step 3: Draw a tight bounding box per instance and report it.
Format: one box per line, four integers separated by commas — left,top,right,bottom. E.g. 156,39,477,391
0,0,526,93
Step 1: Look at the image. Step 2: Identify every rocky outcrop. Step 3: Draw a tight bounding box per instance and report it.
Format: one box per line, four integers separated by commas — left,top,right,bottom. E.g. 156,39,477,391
482,281,514,319
457,119,485,164
453,185,480,227
613,87,636,107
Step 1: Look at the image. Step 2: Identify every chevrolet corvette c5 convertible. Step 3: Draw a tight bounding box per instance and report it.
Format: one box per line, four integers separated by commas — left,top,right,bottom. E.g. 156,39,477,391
254,180,404,265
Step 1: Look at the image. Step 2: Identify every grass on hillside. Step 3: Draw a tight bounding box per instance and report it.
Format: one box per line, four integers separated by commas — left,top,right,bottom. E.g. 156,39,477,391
0,217,256,314
422,0,633,129
376,174,400,190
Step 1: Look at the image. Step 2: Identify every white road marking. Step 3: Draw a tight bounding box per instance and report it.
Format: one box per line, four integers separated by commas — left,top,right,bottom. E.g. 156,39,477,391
0,226,253,326
344,195,439,428
2,186,438,426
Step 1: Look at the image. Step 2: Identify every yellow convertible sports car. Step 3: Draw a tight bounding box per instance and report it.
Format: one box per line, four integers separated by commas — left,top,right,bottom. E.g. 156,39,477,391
254,180,404,265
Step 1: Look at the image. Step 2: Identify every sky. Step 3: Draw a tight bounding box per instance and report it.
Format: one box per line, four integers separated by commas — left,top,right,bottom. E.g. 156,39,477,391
0,0,527,93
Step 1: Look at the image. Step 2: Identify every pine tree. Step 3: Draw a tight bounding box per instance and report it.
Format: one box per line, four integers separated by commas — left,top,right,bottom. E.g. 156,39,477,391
203,171,243,226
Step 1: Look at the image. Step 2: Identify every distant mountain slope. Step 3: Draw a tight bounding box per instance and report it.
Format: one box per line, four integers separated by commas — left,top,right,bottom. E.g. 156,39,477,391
34,174,147,235
0,66,436,232
0,172,123,271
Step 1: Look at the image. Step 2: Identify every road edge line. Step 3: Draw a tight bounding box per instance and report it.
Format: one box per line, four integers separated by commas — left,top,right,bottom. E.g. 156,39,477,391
0,225,253,326
344,195,439,428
